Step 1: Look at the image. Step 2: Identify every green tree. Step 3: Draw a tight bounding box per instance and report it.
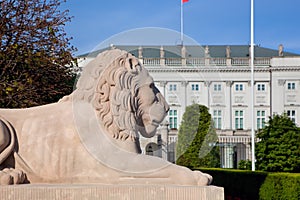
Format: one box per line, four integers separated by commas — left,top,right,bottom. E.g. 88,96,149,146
0,0,77,108
176,104,220,168
255,114,300,172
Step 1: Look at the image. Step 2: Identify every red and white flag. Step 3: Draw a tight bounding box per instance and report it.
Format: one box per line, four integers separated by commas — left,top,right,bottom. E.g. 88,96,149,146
182,0,189,3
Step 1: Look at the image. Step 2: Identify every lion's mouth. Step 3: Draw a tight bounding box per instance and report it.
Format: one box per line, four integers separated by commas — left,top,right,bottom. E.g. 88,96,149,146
138,123,157,138
151,119,160,127
136,113,166,138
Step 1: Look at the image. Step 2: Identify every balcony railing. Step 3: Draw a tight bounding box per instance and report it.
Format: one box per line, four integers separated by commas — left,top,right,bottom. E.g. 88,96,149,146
210,58,227,66
232,58,250,66
143,58,160,66
254,57,270,65
186,58,205,66
141,57,271,67
165,58,183,66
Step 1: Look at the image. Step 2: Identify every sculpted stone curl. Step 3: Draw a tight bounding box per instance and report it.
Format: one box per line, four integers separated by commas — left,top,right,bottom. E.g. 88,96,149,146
0,49,212,186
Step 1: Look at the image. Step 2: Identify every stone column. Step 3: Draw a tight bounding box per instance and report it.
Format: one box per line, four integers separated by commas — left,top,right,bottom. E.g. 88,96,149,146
225,81,233,129
181,81,188,108
160,120,169,161
277,79,286,112
204,81,212,107
160,81,167,97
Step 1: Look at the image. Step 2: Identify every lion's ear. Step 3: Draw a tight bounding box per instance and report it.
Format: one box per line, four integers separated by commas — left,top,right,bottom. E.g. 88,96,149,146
125,57,139,74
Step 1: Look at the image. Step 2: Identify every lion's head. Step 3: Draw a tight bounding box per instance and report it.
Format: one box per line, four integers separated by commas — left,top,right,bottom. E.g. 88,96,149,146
73,49,169,143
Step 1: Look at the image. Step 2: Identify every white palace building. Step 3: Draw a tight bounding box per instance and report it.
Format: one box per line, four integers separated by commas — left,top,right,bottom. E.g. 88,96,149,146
78,44,300,168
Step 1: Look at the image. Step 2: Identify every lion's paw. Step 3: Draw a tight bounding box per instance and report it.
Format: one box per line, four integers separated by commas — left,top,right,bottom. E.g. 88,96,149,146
193,171,213,186
0,171,13,185
0,168,26,185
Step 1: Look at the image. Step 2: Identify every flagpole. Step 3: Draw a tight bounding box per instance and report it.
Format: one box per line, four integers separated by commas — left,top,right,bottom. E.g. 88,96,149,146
180,0,184,45
250,0,255,171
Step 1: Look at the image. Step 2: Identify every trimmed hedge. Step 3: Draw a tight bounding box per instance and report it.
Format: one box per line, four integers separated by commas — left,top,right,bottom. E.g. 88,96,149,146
259,173,300,200
195,168,300,200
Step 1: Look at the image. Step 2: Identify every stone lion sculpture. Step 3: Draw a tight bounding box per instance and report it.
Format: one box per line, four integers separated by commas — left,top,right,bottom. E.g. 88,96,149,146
0,49,212,186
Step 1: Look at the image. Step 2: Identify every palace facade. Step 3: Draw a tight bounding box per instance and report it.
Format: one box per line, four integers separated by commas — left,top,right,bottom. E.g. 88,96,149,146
78,45,300,168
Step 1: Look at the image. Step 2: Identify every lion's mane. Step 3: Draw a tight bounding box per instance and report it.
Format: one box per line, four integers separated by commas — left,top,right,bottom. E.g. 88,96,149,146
72,49,144,141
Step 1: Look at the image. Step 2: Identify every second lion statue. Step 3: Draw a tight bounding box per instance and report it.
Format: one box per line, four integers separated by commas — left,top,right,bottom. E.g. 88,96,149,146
0,49,212,185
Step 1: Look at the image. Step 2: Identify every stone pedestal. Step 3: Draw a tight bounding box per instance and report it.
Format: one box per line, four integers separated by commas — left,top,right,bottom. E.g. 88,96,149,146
0,184,224,200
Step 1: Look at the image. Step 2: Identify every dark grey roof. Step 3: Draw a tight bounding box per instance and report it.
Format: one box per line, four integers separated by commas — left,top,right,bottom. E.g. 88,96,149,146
78,45,299,58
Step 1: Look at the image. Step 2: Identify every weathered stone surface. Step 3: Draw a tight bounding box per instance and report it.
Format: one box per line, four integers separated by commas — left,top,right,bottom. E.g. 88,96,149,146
0,184,224,200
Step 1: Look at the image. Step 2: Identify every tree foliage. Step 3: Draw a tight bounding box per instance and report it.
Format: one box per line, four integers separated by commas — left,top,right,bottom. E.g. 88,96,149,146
0,0,77,108
255,114,300,172
176,104,220,168
238,160,252,170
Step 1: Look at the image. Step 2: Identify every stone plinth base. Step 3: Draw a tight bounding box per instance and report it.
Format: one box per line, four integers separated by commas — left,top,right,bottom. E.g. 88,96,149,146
0,184,224,200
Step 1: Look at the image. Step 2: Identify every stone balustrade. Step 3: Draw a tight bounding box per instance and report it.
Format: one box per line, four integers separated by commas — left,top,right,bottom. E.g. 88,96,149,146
141,57,271,67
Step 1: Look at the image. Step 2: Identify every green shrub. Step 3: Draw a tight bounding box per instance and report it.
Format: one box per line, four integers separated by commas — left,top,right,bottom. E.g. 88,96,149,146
197,168,267,200
259,173,300,200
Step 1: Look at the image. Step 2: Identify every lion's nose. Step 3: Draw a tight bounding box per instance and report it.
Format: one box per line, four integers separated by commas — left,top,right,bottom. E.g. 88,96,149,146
149,103,167,124
156,93,169,113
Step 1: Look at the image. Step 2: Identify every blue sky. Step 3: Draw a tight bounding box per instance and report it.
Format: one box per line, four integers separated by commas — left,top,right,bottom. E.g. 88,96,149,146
61,0,300,56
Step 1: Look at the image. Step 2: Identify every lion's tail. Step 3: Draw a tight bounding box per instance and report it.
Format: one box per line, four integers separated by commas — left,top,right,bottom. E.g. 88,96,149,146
0,116,15,165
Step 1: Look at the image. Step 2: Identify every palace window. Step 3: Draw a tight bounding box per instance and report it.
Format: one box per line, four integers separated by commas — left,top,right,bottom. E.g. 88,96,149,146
287,110,296,124
191,84,199,91
213,110,222,129
169,109,178,129
257,110,266,129
235,110,244,129
214,84,222,92
169,84,177,91
287,82,296,90
235,84,244,91
257,84,266,91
